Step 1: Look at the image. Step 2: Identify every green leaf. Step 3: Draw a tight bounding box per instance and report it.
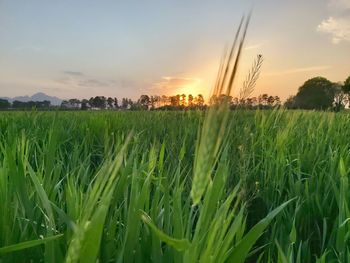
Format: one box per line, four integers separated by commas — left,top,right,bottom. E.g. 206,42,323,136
0,234,63,255
226,199,295,263
141,212,191,251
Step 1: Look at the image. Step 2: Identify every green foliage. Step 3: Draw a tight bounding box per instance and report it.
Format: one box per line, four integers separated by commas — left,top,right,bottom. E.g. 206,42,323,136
293,77,336,110
343,75,350,94
0,110,349,262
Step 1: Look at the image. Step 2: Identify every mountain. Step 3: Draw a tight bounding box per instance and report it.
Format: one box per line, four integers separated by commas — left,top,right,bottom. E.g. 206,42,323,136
1,92,62,106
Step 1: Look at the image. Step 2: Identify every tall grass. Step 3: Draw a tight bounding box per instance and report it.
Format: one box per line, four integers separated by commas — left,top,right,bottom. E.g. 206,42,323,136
0,110,350,262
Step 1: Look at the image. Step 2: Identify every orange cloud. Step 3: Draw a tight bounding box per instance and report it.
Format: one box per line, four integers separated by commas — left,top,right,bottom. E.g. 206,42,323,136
154,77,201,90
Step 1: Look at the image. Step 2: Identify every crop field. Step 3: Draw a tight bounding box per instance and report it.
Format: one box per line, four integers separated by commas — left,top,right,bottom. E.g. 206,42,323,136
0,110,350,262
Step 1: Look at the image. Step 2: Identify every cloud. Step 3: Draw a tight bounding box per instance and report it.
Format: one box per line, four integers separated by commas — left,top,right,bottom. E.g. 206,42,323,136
265,65,332,76
153,76,201,90
244,42,265,51
62,71,84,76
78,79,111,88
56,71,115,89
318,16,350,43
328,0,350,10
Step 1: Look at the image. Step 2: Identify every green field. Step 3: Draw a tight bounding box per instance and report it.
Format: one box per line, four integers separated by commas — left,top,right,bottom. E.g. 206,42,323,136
0,110,350,262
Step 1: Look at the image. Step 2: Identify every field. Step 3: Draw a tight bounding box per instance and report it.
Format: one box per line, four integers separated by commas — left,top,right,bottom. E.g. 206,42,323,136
0,110,350,262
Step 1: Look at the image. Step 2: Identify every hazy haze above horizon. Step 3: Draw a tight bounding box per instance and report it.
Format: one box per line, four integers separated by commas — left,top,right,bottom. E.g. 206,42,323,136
0,0,349,100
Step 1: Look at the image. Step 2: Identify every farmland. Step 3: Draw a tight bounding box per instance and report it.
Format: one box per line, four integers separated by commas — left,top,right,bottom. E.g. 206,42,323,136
0,110,349,262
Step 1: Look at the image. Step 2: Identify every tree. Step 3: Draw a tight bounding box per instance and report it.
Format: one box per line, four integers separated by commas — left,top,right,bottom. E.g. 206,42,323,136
293,77,335,110
196,94,204,107
107,97,114,109
170,96,177,107
284,96,296,109
68,99,81,108
267,96,275,106
274,96,281,106
138,95,150,108
121,98,128,109
90,96,107,109
0,99,10,109
343,75,350,106
333,82,347,112
81,99,89,110
188,94,194,107
114,98,119,109
175,95,181,106
180,94,186,106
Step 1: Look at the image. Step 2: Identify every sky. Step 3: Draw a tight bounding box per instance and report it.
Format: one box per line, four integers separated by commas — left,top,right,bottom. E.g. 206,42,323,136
0,0,349,101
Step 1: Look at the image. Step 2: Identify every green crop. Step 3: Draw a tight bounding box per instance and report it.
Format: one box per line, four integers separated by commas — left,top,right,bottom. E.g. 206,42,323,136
0,109,349,262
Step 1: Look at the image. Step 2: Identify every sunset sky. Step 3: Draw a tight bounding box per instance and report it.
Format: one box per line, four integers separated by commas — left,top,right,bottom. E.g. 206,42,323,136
0,0,349,101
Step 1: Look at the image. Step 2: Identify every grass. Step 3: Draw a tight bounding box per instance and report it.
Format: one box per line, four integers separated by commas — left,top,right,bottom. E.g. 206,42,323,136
0,110,349,262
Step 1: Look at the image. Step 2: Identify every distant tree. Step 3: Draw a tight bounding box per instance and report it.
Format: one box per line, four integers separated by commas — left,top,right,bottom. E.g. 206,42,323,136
196,94,204,107
284,96,296,109
121,98,128,109
170,96,177,107
81,99,89,110
343,75,350,105
107,97,114,109
259,94,269,106
150,96,159,109
333,82,347,112
180,94,186,106
210,94,232,105
293,77,336,110
175,95,181,106
274,96,281,106
90,96,107,109
161,95,169,106
188,94,194,107
138,95,150,108
68,99,81,108
113,98,119,109
267,96,275,106
0,99,10,109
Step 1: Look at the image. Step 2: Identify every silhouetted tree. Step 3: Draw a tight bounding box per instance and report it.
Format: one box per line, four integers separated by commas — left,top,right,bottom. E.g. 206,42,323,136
293,77,335,110
196,94,204,107
90,96,107,109
180,94,186,106
121,98,128,109
188,94,194,107
114,98,119,109
107,97,114,109
138,95,150,108
343,75,350,105
0,99,10,109
81,99,89,110
284,96,296,109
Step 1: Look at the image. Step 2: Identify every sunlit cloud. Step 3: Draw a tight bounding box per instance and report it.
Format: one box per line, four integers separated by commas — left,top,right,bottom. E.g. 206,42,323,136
264,66,332,76
244,42,265,51
62,71,84,76
152,76,201,90
142,76,204,96
318,0,350,44
318,16,350,43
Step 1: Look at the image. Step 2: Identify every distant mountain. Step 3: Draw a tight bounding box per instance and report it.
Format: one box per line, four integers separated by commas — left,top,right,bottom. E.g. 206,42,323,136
1,92,62,106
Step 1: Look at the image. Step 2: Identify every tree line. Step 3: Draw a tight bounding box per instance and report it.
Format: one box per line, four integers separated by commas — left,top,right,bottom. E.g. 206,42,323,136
0,74,349,111
284,75,350,111
59,93,282,111
0,100,51,110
